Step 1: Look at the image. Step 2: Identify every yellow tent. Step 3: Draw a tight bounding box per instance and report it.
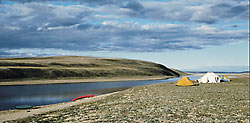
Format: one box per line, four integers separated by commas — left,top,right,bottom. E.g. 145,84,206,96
219,75,231,82
176,77,195,86
224,75,230,81
219,76,223,81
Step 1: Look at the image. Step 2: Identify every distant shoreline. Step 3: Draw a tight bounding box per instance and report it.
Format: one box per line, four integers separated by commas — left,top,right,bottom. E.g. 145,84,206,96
0,75,172,86
185,71,249,74
188,73,249,76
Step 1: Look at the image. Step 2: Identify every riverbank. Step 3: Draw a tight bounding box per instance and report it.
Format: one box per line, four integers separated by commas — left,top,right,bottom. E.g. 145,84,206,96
2,76,249,122
0,92,119,123
0,75,171,86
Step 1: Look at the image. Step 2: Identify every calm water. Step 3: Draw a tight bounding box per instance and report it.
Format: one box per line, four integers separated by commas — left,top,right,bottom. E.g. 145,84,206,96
0,75,200,111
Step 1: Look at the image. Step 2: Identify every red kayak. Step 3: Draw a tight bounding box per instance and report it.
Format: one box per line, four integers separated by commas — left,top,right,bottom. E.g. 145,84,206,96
72,95,95,101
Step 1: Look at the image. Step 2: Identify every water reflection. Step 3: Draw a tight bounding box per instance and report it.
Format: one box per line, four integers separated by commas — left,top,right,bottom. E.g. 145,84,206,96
0,75,200,110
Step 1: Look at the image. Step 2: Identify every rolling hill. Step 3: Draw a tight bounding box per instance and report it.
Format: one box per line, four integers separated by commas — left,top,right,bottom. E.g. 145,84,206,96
0,56,183,83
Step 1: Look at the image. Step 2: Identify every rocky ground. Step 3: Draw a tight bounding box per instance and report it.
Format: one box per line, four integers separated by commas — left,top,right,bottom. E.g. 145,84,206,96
5,77,249,122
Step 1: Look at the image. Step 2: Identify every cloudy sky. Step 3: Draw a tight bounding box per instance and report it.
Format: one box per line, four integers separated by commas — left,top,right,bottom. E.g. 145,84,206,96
0,0,249,71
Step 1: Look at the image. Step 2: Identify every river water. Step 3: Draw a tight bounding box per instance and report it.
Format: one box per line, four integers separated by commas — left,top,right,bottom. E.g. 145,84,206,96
0,75,200,111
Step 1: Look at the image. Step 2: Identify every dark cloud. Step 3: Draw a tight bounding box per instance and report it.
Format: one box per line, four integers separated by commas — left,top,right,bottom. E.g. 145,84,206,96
228,5,249,19
211,4,249,19
121,1,144,12
110,1,248,24
1,0,248,24
232,25,238,27
0,19,248,52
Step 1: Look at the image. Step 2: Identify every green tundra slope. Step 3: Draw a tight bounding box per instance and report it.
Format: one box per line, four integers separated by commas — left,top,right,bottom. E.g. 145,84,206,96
0,56,182,82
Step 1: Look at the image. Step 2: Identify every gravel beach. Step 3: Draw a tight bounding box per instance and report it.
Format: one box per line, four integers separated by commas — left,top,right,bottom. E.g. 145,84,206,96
4,77,249,122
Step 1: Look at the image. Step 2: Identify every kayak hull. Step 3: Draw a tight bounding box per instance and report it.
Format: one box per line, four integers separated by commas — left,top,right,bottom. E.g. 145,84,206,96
72,95,94,101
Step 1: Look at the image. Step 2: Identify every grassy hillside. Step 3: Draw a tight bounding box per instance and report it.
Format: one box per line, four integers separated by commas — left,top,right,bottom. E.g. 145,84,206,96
0,56,182,82
168,68,187,76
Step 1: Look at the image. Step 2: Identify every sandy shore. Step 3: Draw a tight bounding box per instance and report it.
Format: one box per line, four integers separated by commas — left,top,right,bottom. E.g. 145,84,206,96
1,75,249,122
0,92,119,123
0,76,171,86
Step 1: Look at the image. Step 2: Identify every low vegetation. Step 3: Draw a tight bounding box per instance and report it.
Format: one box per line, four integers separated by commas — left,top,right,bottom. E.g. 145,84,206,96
0,56,182,82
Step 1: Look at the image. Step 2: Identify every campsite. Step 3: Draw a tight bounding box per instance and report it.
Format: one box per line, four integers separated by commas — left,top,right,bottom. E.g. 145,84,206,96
0,74,248,122
0,72,249,122
176,72,232,86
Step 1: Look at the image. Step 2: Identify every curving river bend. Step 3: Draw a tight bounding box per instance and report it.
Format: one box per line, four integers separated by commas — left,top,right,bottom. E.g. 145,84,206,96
0,75,200,111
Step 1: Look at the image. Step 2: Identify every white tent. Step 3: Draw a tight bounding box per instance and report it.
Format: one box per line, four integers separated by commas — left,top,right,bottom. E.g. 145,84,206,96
198,72,220,83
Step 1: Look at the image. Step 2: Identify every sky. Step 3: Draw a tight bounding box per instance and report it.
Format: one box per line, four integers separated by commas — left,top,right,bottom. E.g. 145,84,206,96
0,0,249,72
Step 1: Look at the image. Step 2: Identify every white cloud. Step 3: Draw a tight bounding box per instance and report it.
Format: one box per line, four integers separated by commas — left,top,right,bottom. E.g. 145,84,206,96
0,0,249,55
194,25,217,32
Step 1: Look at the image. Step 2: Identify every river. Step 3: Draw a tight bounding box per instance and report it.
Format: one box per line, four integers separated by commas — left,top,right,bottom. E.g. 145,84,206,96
0,75,200,111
